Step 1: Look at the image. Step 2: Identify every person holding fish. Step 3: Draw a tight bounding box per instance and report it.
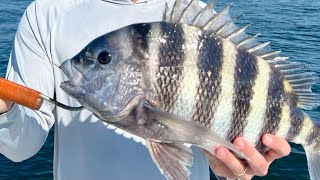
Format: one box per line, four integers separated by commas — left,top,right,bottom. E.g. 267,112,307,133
4,0,319,179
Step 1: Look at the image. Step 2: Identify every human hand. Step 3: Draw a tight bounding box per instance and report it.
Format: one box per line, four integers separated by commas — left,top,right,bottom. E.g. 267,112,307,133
0,99,13,113
205,134,291,180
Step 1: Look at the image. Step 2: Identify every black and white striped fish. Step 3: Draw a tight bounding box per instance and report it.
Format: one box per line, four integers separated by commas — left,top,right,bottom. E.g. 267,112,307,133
60,0,320,179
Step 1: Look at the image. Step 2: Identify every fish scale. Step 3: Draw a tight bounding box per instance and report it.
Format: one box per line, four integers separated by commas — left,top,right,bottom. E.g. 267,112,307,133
288,108,305,141
227,48,258,142
209,39,237,140
256,69,285,151
307,125,320,147
156,23,185,112
171,25,200,121
242,57,271,146
191,32,222,128
59,0,320,179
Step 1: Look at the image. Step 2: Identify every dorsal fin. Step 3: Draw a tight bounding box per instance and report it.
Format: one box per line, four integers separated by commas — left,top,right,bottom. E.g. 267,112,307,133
191,0,216,27
163,0,320,110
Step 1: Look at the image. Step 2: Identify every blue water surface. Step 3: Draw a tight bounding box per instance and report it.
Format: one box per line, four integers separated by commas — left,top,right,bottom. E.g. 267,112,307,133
0,0,319,179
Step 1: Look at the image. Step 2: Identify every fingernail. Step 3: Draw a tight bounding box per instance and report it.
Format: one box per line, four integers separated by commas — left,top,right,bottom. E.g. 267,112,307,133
264,135,273,145
216,149,226,159
235,138,245,150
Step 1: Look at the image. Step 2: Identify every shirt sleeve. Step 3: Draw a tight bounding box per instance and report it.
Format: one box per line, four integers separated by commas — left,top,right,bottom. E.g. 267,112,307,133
0,1,55,162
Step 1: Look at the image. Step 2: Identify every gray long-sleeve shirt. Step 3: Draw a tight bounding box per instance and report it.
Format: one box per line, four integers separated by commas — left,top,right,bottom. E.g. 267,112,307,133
0,0,210,179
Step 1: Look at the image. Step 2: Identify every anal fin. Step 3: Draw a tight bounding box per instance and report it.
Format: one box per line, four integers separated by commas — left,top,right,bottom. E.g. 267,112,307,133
146,139,193,180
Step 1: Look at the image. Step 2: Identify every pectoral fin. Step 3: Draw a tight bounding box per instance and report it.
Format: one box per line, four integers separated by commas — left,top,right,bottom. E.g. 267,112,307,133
146,139,193,180
144,102,248,161
100,96,142,122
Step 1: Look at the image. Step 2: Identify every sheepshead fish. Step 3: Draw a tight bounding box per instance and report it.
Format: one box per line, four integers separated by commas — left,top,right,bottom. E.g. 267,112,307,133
60,0,320,179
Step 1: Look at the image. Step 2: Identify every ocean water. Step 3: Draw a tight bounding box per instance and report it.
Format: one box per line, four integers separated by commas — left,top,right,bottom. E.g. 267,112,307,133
0,0,319,179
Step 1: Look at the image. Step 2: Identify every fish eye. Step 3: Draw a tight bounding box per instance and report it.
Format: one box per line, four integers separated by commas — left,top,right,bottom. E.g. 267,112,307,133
97,51,112,65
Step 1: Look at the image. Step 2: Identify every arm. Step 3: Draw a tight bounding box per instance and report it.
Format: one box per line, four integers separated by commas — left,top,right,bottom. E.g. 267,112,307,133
205,134,291,180
0,2,55,162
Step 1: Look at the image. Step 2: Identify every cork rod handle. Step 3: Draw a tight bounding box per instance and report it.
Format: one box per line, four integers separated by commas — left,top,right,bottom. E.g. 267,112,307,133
0,78,43,110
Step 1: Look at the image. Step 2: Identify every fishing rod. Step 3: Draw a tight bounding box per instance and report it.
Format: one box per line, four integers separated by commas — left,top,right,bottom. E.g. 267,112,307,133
0,77,83,111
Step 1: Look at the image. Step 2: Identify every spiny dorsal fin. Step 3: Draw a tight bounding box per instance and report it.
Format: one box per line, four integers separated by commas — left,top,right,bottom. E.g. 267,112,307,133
163,0,320,110
237,33,261,48
163,2,170,22
191,0,216,27
260,50,281,59
215,14,242,35
247,41,270,53
226,23,251,41
178,0,199,23
203,4,232,31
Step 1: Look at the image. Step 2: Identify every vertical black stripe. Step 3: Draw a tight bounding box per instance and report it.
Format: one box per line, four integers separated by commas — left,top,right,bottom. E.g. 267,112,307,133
306,124,320,150
255,69,284,152
306,124,320,146
131,23,151,56
227,49,258,141
156,22,185,112
191,33,223,128
286,93,305,141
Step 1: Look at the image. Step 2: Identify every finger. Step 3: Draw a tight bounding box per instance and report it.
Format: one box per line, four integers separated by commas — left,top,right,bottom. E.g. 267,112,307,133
264,149,281,163
262,134,291,161
208,154,234,176
262,134,291,157
203,148,236,177
215,147,247,177
201,148,228,172
233,137,268,176
204,148,250,179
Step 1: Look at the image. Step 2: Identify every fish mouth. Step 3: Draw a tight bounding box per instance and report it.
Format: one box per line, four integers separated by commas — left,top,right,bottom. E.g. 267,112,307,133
60,59,86,87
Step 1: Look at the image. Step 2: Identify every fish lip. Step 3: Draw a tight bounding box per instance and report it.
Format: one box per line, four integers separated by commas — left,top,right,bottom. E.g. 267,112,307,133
60,59,72,81
59,59,86,87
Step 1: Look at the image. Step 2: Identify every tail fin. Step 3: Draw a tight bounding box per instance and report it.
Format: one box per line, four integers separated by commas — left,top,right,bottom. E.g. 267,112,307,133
292,115,320,180
305,149,320,180
301,117,320,180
